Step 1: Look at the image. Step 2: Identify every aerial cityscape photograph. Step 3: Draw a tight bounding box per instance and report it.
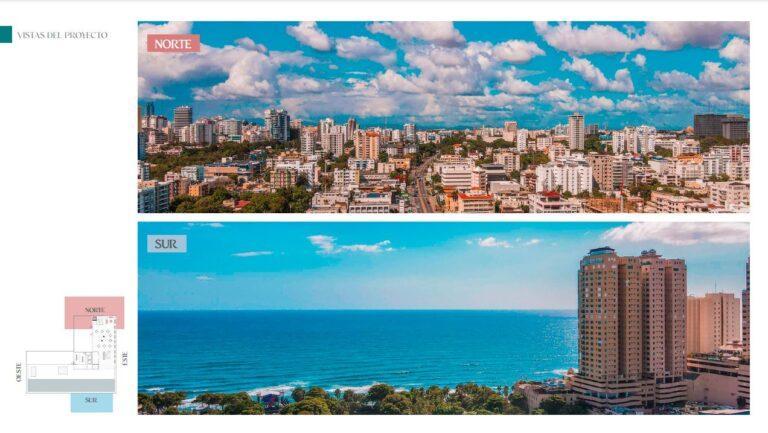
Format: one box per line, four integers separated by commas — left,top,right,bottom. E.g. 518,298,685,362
137,21,750,214
138,221,750,415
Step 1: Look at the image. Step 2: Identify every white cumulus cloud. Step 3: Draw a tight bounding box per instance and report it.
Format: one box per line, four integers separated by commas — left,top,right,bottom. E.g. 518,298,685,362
535,21,748,55
286,21,333,51
719,37,750,64
603,222,749,246
492,39,545,63
632,53,646,69
308,235,395,254
336,36,396,66
367,21,466,47
232,251,273,257
475,237,513,248
561,57,634,93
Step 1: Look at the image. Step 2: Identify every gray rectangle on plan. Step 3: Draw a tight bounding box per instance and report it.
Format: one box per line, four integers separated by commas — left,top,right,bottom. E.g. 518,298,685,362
27,379,115,393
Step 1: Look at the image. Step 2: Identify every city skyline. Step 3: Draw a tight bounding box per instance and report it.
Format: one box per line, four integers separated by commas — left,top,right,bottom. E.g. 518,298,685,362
138,21,749,129
138,221,749,311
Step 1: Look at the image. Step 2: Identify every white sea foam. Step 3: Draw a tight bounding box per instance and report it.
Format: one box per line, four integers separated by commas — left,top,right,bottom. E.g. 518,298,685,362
326,382,406,394
246,381,308,396
245,381,412,397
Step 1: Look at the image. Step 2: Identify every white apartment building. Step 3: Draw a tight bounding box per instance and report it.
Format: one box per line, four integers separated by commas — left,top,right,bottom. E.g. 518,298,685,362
322,131,345,157
333,169,360,192
535,156,593,195
710,182,750,212
529,192,581,213
726,161,750,181
471,166,488,191
347,158,376,171
672,139,701,157
439,164,473,190
516,129,529,151
300,130,317,156
535,135,553,151
703,154,729,178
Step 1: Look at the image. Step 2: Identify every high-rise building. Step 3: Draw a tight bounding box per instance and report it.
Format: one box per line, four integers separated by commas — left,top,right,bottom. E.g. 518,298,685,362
319,117,335,136
535,156,592,195
721,115,749,141
692,113,748,138
173,105,193,129
516,129,529,151
403,123,417,143
739,257,750,407
264,109,290,142
346,118,358,142
220,118,243,137
190,121,213,145
323,132,345,158
353,130,381,160
300,129,317,156
694,113,724,136
138,161,150,181
686,293,741,355
742,258,750,360
586,154,613,192
572,247,688,410
145,102,155,117
138,132,147,161
568,112,585,151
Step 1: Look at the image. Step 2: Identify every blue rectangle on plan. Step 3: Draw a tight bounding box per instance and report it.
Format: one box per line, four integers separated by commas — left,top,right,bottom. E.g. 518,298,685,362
70,393,113,413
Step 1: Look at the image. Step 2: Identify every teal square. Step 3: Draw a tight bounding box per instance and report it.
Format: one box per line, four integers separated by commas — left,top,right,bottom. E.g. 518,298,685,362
0,26,11,43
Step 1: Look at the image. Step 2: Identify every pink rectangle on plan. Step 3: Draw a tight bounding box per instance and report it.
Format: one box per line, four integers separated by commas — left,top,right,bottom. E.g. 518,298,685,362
64,297,124,329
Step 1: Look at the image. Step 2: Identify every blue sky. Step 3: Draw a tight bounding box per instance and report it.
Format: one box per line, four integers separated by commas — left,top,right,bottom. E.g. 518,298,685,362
138,21,749,129
138,222,749,311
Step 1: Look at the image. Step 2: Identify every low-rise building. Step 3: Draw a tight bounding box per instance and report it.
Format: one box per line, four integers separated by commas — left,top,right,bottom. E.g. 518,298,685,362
687,354,745,407
349,191,394,213
649,191,708,213
516,379,576,413
529,191,581,213
457,191,494,213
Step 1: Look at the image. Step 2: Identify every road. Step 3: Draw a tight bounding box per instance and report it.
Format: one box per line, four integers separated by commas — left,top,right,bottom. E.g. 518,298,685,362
411,155,436,213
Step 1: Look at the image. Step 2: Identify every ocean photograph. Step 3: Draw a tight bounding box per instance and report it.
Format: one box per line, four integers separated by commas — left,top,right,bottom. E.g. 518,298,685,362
139,310,578,396
138,221,750,415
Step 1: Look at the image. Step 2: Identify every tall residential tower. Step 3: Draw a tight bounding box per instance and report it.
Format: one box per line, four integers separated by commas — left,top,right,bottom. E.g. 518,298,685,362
568,112,585,151
572,247,688,410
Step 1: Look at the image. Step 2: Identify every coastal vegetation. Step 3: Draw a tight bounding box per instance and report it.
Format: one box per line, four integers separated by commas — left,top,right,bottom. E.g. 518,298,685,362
138,382,589,415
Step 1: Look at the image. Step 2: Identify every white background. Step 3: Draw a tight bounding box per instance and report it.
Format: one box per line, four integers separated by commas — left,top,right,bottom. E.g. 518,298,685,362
0,0,758,431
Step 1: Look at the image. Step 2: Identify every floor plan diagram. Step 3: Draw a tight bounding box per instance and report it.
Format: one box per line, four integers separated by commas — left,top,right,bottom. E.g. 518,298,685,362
26,297,124,412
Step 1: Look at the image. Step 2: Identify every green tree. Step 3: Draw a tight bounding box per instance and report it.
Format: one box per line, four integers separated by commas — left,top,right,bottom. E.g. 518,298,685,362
379,394,413,414
433,403,464,415
280,397,331,415
484,394,507,414
367,384,395,405
521,151,550,170
149,391,186,413
138,393,157,414
291,387,306,402
306,386,328,399
538,395,567,414
508,391,528,412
